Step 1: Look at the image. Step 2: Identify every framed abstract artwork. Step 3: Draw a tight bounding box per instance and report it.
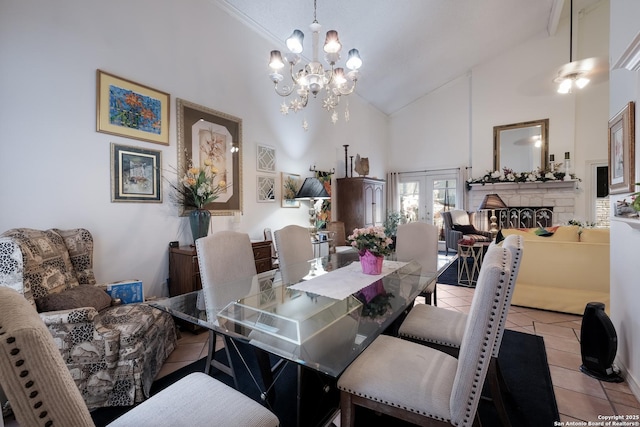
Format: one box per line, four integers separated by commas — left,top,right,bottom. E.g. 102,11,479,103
177,98,243,216
110,143,162,202
281,172,300,208
608,101,635,194
97,70,170,145
257,176,276,202
257,144,276,173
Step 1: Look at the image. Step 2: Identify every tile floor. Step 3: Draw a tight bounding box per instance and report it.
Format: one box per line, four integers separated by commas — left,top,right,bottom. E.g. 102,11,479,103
158,283,640,424
3,283,640,426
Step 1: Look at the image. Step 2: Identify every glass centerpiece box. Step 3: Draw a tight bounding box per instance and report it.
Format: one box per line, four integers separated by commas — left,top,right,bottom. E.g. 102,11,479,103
217,285,362,346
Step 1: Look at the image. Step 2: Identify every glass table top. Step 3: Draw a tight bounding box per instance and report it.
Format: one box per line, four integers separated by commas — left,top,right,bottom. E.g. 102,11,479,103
151,251,439,377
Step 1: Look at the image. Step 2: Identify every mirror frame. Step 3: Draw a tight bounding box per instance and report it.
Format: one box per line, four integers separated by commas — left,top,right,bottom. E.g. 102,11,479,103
493,119,549,172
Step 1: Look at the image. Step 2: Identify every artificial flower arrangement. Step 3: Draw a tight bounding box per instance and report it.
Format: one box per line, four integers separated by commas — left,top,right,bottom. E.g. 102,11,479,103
466,167,580,190
168,157,230,209
347,226,394,257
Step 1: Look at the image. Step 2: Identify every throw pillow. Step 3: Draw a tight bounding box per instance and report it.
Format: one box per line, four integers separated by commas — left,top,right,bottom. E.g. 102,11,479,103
35,284,112,313
534,227,555,237
452,224,477,234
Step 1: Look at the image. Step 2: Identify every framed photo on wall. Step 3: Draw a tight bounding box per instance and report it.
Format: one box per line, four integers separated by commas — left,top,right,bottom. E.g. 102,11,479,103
111,143,162,202
608,101,635,194
97,70,170,145
281,172,300,208
177,98,242,216
257,144,276,172
257,176,276,202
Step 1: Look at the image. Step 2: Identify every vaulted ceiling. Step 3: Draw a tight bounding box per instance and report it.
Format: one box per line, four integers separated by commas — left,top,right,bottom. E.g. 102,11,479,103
218,0,601,116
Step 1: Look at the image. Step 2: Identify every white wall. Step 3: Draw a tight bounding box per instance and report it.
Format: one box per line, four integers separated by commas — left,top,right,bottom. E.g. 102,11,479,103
609,0,640,402
389,1,610,220
0,0,387,296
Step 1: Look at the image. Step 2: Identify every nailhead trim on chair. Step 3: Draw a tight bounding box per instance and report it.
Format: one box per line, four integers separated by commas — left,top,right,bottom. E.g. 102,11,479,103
1,325,54,426
459,254,507,427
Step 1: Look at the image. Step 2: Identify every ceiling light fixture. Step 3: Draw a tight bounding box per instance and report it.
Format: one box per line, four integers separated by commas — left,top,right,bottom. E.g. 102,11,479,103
268,0,362,125
554,0,591,94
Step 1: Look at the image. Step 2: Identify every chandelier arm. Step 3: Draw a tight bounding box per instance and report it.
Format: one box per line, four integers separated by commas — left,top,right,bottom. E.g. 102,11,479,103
274,82,295,97
318,64,333,86
335,80,357,96
288,62,302,86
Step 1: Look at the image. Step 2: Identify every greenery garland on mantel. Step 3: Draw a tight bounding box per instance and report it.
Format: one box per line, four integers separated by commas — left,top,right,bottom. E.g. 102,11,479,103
466,167,580,191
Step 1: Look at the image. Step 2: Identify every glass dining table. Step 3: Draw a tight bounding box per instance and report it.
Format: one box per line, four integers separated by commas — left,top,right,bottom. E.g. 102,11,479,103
150,250,439,426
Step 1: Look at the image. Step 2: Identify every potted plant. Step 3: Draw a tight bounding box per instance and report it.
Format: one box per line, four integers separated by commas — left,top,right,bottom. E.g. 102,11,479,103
347,226,393,275
383,211,402,250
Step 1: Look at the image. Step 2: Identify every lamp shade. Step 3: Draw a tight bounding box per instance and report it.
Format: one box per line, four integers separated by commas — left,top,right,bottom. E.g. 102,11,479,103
478,193,507,210
295,177,330,200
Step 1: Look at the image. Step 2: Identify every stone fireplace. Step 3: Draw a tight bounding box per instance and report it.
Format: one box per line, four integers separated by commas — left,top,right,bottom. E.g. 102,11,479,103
468,180,579,230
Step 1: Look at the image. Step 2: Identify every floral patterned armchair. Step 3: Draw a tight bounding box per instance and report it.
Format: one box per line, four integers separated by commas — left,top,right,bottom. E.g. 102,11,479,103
0,228,177,409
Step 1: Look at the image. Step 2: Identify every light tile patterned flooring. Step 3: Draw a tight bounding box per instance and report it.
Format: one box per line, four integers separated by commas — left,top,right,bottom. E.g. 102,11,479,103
4,284,639,425
157,284,640,424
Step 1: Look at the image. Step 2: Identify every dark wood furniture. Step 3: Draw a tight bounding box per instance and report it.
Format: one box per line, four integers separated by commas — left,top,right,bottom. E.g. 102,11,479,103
168,241,273,297
336,177,385,236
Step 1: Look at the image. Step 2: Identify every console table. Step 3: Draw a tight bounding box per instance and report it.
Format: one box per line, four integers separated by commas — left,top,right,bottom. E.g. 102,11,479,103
168,241,273,297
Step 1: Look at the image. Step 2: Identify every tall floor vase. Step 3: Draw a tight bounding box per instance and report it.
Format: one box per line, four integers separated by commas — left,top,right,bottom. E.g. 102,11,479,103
189,209,211,244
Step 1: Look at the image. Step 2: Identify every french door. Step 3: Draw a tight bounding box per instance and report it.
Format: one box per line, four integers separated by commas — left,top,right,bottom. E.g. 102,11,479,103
397,172,461,240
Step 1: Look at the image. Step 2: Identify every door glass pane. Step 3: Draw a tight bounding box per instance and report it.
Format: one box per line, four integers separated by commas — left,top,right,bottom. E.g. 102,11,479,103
399,181,419,223
432,179,456,240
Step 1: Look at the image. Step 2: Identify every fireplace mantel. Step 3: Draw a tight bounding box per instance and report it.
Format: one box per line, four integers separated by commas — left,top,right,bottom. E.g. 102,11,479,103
467,180,578,191
467,180,578,226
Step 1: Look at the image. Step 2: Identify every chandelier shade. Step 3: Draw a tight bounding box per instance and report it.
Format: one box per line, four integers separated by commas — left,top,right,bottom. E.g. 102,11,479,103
268,0,362,125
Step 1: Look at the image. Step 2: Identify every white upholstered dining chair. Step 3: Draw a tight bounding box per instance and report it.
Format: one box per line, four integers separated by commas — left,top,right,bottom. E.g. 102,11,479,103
397,234,524,426
0,286,279,427
395,221,439,305
196,230,258,387
274,225,314,285
337,244,512,427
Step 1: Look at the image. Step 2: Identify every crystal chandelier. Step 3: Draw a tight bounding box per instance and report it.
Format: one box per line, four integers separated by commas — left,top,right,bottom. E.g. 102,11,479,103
267,0,362,125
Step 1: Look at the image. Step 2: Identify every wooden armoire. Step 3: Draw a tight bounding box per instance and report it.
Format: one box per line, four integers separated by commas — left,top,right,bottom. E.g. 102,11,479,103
336,177,385,236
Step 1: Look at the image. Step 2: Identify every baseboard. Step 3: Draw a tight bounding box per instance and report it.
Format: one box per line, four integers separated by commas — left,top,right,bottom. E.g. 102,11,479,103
615,358,640,403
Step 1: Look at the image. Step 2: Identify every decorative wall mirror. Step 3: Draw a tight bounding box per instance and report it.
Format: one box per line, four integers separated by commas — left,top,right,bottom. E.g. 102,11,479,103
493,119,549,172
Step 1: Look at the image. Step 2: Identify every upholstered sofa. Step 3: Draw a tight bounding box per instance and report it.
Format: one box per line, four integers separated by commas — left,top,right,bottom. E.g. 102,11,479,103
0,228,177,409
501,225,609,315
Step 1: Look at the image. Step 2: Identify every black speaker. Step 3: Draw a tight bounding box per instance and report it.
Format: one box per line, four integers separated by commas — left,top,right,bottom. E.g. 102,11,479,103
579,302,623,382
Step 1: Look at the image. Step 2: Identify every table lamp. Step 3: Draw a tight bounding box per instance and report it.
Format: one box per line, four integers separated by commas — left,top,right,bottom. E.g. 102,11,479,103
295,177,331,237
478,193,507,238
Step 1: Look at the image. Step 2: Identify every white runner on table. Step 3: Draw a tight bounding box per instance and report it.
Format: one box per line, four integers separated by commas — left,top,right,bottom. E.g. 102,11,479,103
288,260,408,300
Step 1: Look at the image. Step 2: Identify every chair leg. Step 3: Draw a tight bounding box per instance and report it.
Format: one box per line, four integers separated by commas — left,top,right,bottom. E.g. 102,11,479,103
340,392,356,427
487,357,511,427
204,330,216,376
432,284,437,306
472,410,483,427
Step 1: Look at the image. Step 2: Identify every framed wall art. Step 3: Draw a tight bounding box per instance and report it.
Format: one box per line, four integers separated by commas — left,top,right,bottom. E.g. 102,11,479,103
257,144,276,172
97,70,170,145
608,101,635,194
257,176,276,202
110,143,162,202
281,172,300,208
177,98,242,216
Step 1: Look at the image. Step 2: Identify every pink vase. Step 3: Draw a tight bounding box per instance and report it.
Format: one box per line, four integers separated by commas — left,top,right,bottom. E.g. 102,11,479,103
359,250,384,275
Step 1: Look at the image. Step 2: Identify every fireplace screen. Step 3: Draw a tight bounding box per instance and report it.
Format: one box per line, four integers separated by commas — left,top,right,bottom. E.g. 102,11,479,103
497,207,554,229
